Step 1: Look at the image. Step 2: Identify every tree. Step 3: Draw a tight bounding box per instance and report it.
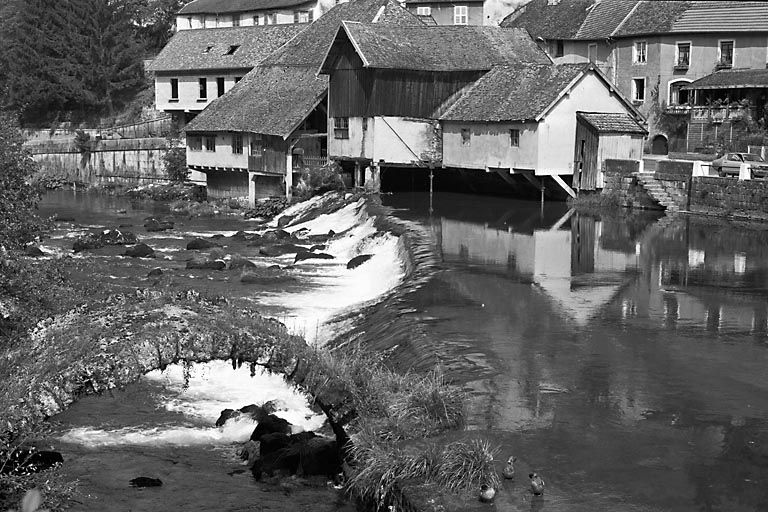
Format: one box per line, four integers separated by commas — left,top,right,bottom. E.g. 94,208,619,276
121,0,193,53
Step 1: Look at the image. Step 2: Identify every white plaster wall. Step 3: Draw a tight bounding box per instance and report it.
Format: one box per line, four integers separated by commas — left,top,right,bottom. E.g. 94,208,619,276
328,117,372,160
442,122,538,170
155,74,246,113
186,132,249,169
370,117,438,164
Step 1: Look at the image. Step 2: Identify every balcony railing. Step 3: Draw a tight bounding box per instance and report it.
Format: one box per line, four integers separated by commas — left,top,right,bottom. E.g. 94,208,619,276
691,105,753,122
665,104,691,114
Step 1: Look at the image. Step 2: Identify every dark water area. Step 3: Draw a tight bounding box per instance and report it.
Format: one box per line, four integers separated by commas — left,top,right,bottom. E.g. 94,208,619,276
368,192,768,511
34,190,768,511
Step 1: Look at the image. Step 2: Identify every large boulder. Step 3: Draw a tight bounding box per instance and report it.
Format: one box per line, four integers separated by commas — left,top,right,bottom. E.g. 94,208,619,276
147,268,164,277
144,218,174,232
250,413,291,442
304,230,336,244
276,215,295,228
259,244,305,257
186,238,220,250
186,258,225,271
252,432,341,480
347,254,373,269
216,402,278,427
261,229,292,243
294,251,334,263
228,256,257,270
124,243,155,258
73,229,138,252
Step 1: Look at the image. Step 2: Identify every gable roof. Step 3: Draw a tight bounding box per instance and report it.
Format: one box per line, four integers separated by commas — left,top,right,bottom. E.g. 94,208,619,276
179,0,315,14
574,0,636,39
321,23,550,72
668,1,768,33
439,63,642,123
185,0,424,137
577,111,647,134
148,25,304,72
612,1,690,36
500,0,595,39
683,68,768,90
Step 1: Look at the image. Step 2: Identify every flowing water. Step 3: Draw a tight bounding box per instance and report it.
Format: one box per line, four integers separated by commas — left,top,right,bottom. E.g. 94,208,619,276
35,190,768,511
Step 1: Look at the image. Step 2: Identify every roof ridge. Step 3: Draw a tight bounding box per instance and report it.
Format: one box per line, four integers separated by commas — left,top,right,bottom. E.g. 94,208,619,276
610,0,641,37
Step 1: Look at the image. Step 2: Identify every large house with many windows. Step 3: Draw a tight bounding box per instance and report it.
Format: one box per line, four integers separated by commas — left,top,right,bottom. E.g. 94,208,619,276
503,0,768,153
175,0,324,30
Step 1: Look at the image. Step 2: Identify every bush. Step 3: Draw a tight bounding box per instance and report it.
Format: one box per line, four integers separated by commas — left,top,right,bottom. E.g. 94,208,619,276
162,146,188,182
295,162,345,200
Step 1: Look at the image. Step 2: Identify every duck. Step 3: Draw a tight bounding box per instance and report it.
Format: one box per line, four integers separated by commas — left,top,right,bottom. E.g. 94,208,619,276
479,483,496,502
529,472,545,495
502,456,517,479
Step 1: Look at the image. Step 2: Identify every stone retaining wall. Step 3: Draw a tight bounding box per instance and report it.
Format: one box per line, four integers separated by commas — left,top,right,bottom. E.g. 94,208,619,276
689,177,768,220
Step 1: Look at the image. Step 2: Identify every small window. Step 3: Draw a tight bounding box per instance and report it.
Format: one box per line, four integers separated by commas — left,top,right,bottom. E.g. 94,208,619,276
250,135,262,155
461,128,470,146
719,40,734,67
676,42,690,67
231,133,243,154
267,13,276,24
556,39,564,57
217,77,225,97
588,43,598,63
225,45,240,55
454,5,468,25
632,78,645,102
204,135,216,152
188,135,202,151
253,15,260,25
334,117,349,139
510,129,520,147
633,41,647,64
416,6,431,15
202,45,213,54
170,78,179,100
198,77,207,100
294,10,310,23
232,15,240,26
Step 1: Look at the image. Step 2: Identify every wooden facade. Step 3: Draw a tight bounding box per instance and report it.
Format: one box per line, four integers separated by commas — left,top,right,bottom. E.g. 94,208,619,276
574,116,600,191
206,170,250,199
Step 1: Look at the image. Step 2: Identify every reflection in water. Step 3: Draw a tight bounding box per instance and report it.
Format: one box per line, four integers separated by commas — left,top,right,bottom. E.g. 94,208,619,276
377,193,768,511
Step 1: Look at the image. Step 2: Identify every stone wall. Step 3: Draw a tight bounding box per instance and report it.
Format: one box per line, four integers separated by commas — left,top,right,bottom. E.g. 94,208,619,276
602,172,660,209
689,177,768,220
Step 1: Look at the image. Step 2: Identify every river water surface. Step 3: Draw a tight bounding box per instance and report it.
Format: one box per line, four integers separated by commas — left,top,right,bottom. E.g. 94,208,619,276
37,190,768,511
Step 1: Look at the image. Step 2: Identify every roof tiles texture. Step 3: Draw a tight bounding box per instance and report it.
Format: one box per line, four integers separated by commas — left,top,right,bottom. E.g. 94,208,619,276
186,0,424,136
439,64,587,122
342,23,550,71
148,25,304,72
500,0,594,39
670,1,768,33
686,68,768,89
612,1,691,36
577,111,647,133
179,0,314,14
574,0,636,39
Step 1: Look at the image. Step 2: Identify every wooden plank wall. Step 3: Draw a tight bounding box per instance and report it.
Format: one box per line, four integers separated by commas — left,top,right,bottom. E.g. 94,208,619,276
206,170,249,199
574,117,599,191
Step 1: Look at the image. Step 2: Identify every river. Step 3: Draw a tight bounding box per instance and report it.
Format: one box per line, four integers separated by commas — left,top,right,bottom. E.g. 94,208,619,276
37,190,768,511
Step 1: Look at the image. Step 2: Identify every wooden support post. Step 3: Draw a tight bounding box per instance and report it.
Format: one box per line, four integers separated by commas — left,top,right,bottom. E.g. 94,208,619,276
550,174,577,198
429,164,434,214
354,161,362,188
285,151,293,199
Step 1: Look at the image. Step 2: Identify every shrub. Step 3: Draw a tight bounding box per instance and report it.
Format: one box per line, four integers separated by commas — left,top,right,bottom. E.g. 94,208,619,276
162,146,188,182
295,162,345,200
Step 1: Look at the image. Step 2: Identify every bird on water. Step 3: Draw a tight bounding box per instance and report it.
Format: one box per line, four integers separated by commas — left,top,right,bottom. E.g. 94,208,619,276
529,472,545,495
503,456,517,479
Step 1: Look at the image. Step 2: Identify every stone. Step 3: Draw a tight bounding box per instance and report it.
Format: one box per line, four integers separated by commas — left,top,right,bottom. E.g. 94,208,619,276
144,218,174,232
347,254,373,269
215,408,238,427
73,229,138,252
124,243,155,258
186,258,225,271
309,244,326,252
251,432,341,480
241,272,296,285
228,256,257,270
259,244,305,257
147,268,163,277
261,229,292,243
250,413,291,442
24,245,45,257
294,251,334,263
277,215,295,228
186,238,220,250
306,231,335,244
129,477,162,488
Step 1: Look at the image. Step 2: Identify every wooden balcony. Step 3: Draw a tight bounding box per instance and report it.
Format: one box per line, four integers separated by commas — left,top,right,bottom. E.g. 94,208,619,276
691,105,753,123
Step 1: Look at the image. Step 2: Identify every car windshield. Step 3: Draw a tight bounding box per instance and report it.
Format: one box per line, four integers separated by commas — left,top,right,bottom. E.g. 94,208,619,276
741,154,765,162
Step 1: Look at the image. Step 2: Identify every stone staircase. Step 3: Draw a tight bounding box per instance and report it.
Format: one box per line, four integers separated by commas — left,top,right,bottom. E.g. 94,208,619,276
635,170,681,212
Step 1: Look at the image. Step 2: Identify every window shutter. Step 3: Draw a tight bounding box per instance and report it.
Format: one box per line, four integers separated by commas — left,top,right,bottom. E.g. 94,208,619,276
294,11,299,23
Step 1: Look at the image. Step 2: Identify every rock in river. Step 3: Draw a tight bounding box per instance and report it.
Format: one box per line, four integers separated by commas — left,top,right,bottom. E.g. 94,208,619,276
186,258,225,271
144,218,174,232
130,477,162,488
73,229,138,252
147,268,164,277
228,255,257,270
124,243,155,258
186,237,220,250
294,251,334,263
259,244,305,257
347,254,373,269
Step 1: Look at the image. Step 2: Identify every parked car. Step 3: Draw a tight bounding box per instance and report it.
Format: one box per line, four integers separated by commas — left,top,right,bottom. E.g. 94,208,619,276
711,152,768,178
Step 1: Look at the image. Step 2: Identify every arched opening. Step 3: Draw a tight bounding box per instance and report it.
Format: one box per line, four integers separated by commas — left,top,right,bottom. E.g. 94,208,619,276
668,79,693,107
651,134,669,155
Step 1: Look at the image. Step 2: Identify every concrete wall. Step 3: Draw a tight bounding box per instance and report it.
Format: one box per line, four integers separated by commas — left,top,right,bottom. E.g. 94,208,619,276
155,73,245,113
406,3,484,25
442,122,538,170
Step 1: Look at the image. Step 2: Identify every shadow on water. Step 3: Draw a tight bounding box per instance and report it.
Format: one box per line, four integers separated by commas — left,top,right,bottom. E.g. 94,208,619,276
338,192,768,511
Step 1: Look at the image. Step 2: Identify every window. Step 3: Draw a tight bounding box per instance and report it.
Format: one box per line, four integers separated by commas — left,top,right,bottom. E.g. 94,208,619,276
250,135,262,155
234,76,242,83
556,39,564,57
253,15,260,25
588,43,597,63
633,41,647,64
267,13,276,24
669,80,691,106
461,128,470,146
510,129,520,147
719,40,734,67
676,42,690,67
198,78,207,100
217,77,225,97
454,5,468,25
232,15,240,26
189,135,202,151
294,10,310,23
333,117,349,139
231,133,243,154
416,6,431,15
632,78,645,102
170,78,179,101
225,45,240,55
204,135,216,152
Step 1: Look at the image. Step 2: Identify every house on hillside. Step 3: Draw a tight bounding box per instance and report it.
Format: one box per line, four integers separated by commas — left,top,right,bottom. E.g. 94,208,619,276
176,0,323,30
148,25,304,127
404,0,486,26
183,0,424,204
502,0,768,154
439,64,646,192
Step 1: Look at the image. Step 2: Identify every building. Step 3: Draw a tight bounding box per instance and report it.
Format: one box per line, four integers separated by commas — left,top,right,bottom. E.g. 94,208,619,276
176,0,323,30
148,25,304,126
502,0,768,154
404,0,485,26
183,0,424,204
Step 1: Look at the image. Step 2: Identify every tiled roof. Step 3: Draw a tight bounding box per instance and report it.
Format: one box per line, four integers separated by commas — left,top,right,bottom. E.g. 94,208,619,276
148,25,304,72
179,0,314,14
439,63,587,122
574,0,636,39
612,1,691,36
185,0,424,137
577,112,647,134
500,0,595,39
335,23,550,72
683,69,768,90
670,1,768,33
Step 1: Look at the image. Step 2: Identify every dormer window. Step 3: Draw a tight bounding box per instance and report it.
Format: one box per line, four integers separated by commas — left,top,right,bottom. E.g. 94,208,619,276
225,45,240,55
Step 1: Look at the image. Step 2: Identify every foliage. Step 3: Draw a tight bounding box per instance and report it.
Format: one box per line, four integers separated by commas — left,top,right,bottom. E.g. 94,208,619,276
295,162,346,200
73,131,91,155
244,198,290,219
162,146,188,182
125,182,205,201
120,0,194,52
